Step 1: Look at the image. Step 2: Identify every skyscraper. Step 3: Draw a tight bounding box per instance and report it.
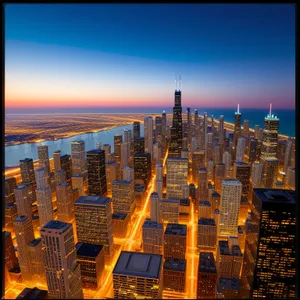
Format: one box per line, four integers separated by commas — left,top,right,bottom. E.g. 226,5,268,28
14,184,32,220
163,258,186,293
56,182,74,223
251,161,263,188
155,116,162,143
134,137,145,154
219,179,242,237
133,152,151,188
169,89,183,157
144,116,154,159
150,192,161,223
223,151,232,178
233,104,242,152
71,174,85,196
233,162,251,198
242,189,296,298
19,158,35,184
4,231,18,273
40,220,83,299
166,158,188,199
53,150,61,172
102,144,112,163
71,140,86,176
133,121,140,139
60,154,72,184
13,215,35,283
5,177,17,205
37,145,50,175
112,180,135,216
87,149,107,196
142,219,163,255
236,137,246,162
74,195,114,259
114,134,123,165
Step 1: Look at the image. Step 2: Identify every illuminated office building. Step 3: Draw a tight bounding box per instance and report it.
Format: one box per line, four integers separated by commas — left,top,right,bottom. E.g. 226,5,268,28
199,201,212,219
40,220,83,299
198,168,208,204
236,137,246,162
71,174,84,196
53,150,61,171
163,258,186,293
16,287,48,299
262,158,278,188
13,215,35,283
55,169,66,185
276,139,286,171
20,158,35,184
56,182,74,223
207,159,214,182
211,191,221,211
197,218,217,248
71,140,86,176
247,138,258,165
201,112,208,149
217,278,240,299
242,189,296,299
106,161,118,193
219,179,242,237
150,192,161,223
15,184,32,220
5,177,17,205
4,202,18,234
144,116,154,159
287,167,295,190
134,137,145,154
283,137,295,172
37,145,50,175
233,162,251,198
76,242,105,289
161,198,180,223
134,152,151,188
153,142,162,164
121,142,130,169
242,119,250,138
5,231,18,273
197,252,217,299
112,212,129,239
223,151,232,178
215,163,226,193
192,151,205,183
251,161,263,188
164,223,187,259
114,134,123,165
233,104,242,151
133,121,140,139
60,154,72,184
155,164,163,199
27,238,46,285
75,195,113,259
112,180,135,216
155,116,162,143
87,149,107,196
166,158,188,199
113,251,163,299
142,219,163,255
101,143,112,163
123,166,134,181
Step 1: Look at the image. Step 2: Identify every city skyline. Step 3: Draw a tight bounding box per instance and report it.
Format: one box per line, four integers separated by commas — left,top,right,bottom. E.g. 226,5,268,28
5,4,295,110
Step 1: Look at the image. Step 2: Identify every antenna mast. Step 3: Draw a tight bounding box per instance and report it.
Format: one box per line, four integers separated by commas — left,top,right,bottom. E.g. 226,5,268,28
269,103,272,116
237,104,240,114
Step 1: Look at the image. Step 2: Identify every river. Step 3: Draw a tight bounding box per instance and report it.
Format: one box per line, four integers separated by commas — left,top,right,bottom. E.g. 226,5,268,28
5,124,144,167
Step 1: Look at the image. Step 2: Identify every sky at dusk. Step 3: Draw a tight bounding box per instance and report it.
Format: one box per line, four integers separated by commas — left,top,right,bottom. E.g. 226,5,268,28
5,4,295,112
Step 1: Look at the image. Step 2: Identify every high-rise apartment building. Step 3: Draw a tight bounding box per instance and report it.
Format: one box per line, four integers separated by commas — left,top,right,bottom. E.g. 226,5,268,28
242,189,296,299
37,145,50,175
142,219,163,255
74,195,114,259
40,220,83,299
71,140,86,176
219,179,242,237
87,149,107,196
197,252,217,299
166,158,188,199
113,251,163,299
164,223,187,259
112,180,135,216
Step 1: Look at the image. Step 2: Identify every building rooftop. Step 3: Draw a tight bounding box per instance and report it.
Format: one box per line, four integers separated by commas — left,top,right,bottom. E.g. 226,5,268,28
14,215,29,222
42,220,70,231
60,154,71,159
200,201,211,207
234,161,250,167
222,179,242,186
112,180,132,185
87,149,105,155
217,278,239,292
112,212,128,220
164,258,186,271
163,198,181,204
113,251,162,279
5,202,16,209
180,198,190,206
72,174,84,178
231,245,242,257
254,189,296,205
75,195,111,206
76,242,103,257
134,152,150,158
28,238,42,247
165,223,187,236
16,287,48,299
167,157,188,162
219,241,230,255
56,182,69,187
198,218,216,226
19,158,33,163
143,219,163,229
199,252,217,273
106,161,117,166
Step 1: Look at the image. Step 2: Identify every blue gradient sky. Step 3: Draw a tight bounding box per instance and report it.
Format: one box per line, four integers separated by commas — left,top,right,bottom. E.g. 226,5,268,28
5,4,295,111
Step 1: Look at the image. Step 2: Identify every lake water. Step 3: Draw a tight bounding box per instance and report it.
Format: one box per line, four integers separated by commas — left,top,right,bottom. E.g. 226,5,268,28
5,124,145,167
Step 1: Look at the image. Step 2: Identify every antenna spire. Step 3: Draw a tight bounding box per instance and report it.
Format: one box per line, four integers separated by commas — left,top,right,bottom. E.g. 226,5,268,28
269,103,272,116
237,104,240,114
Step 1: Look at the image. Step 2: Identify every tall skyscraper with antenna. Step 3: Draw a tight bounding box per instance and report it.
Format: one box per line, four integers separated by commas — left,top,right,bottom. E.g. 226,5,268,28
169,75,183,158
